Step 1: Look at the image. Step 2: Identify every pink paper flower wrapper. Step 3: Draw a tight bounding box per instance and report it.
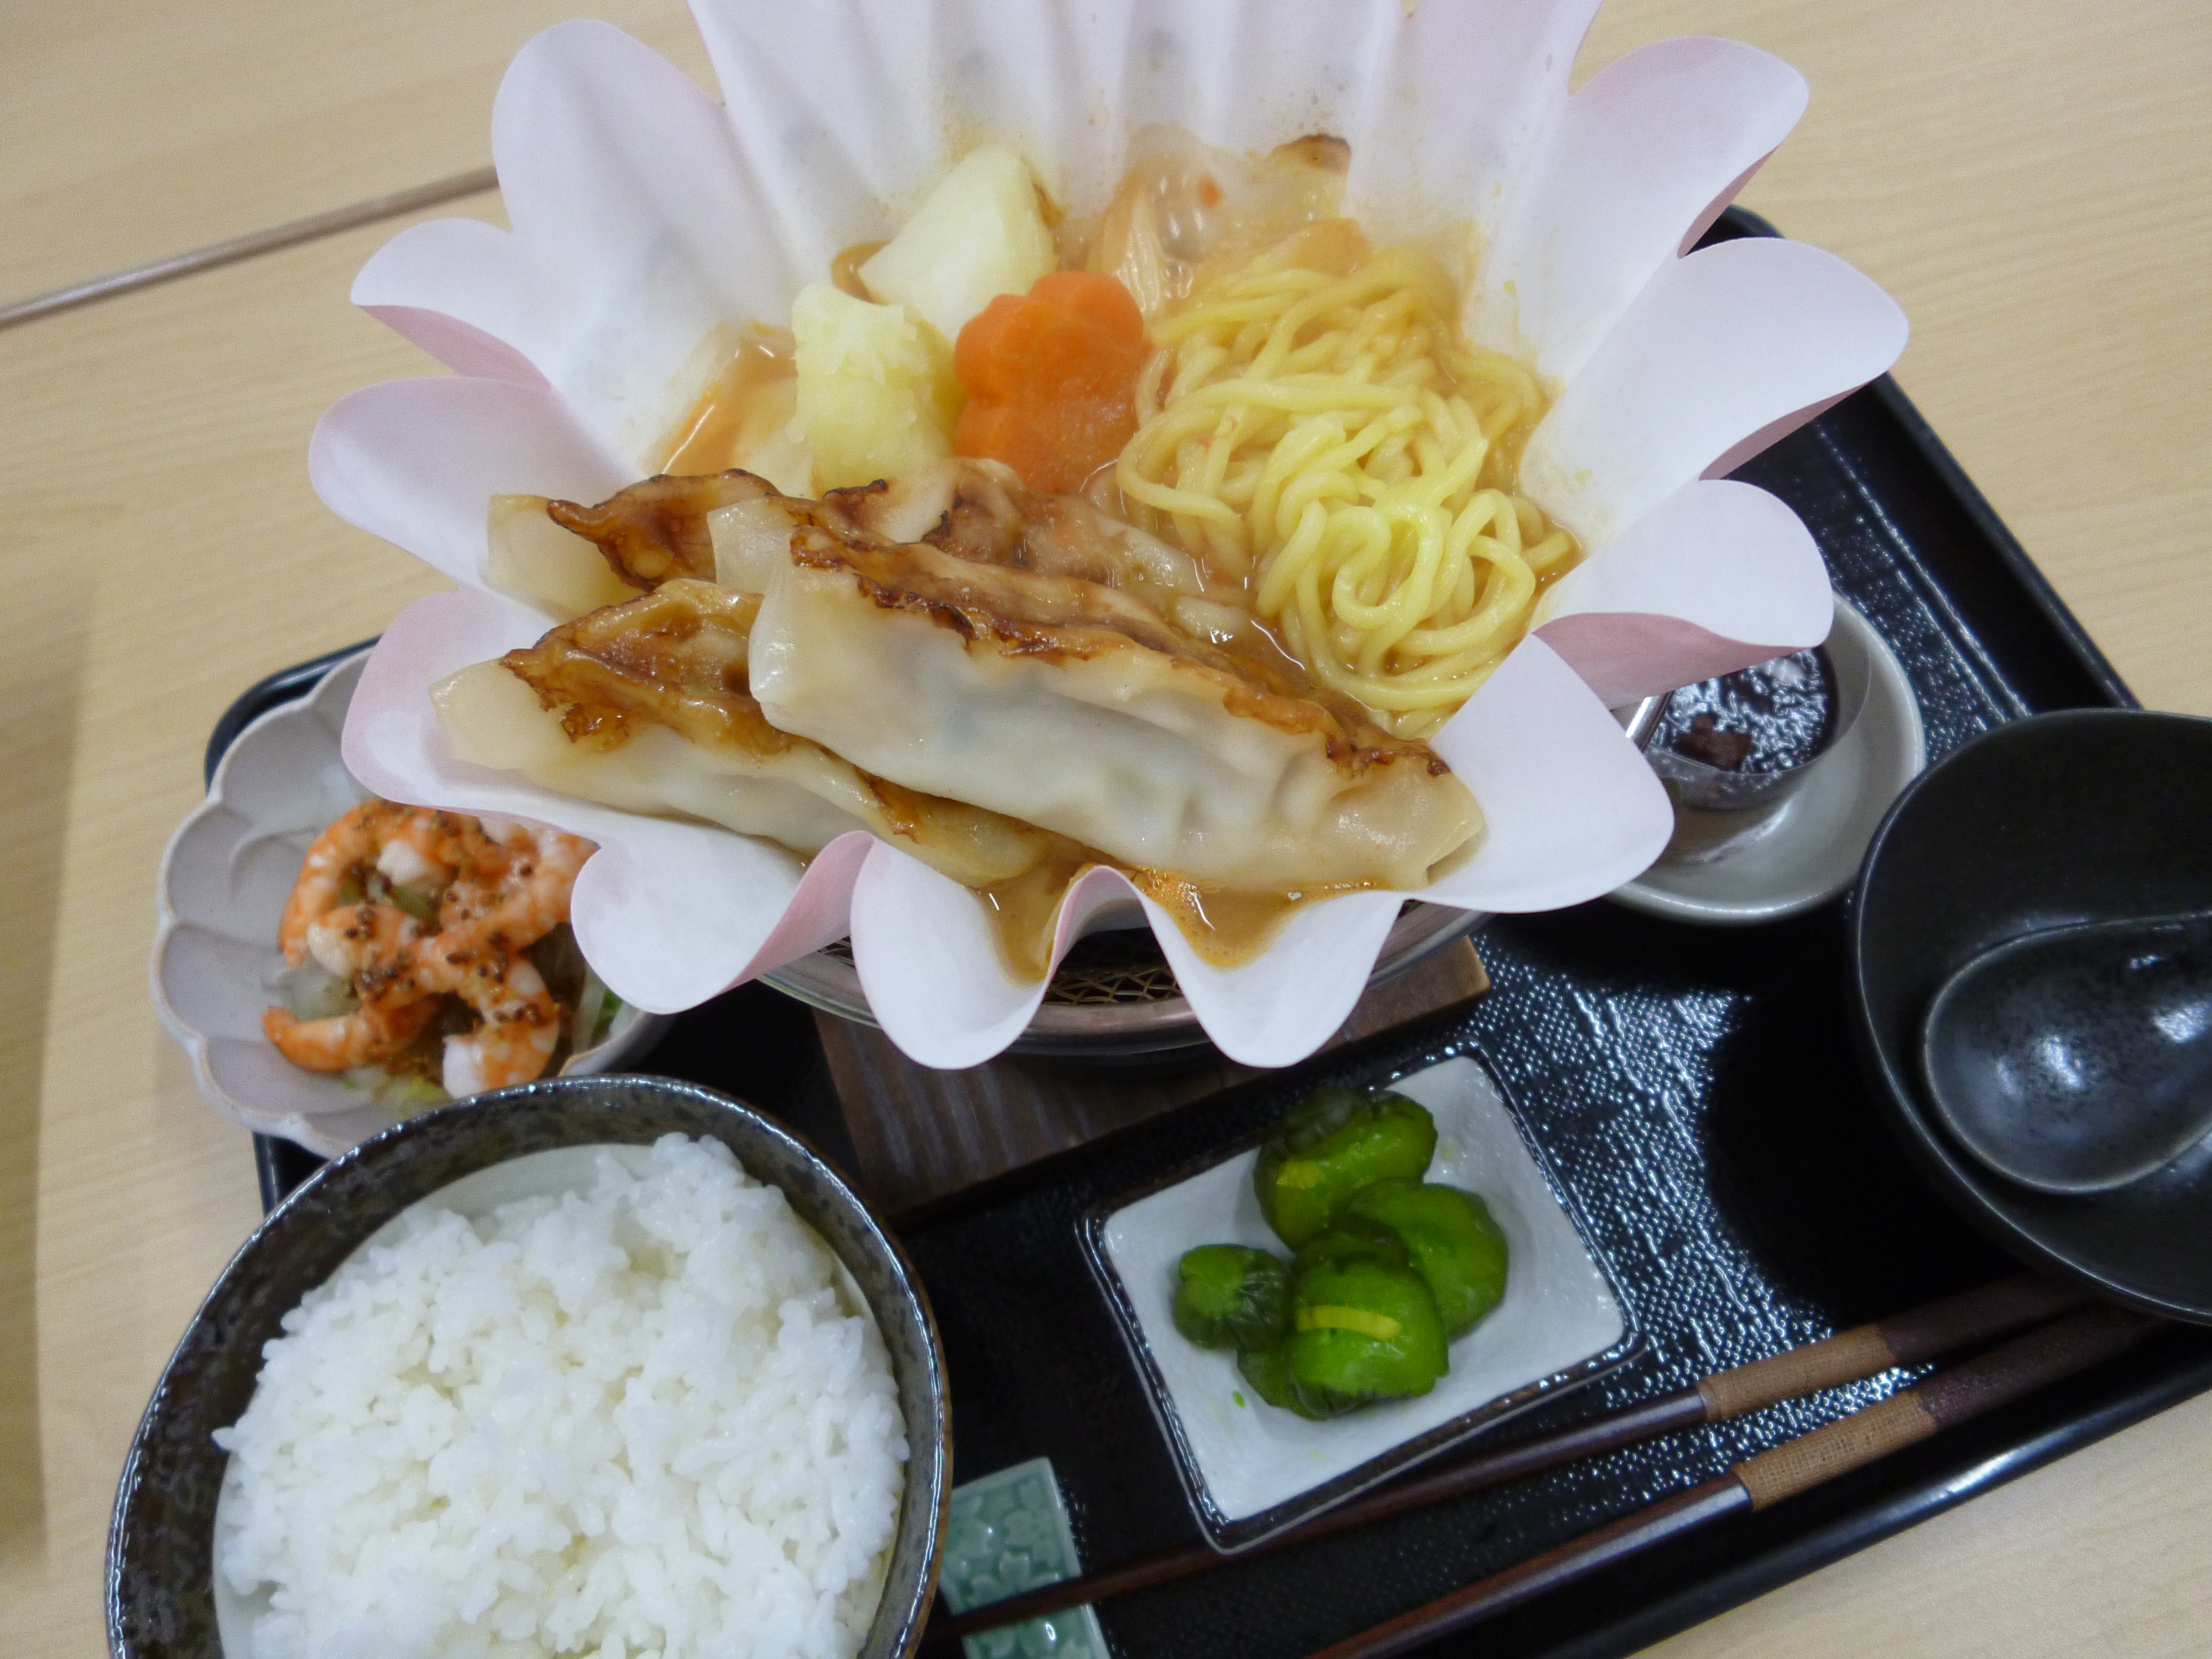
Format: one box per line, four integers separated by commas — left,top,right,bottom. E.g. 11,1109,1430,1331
316,0,1906,1068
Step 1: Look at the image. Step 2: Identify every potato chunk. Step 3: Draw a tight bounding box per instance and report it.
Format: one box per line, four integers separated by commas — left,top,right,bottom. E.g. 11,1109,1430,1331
790,283,962,489
859,145,1057,345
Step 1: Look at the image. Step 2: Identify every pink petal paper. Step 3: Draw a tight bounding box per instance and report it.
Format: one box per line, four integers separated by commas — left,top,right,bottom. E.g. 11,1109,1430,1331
1521,236,1910,548
358,19,812,466
311,378,630,589
1471,36,1808,375
1420,637,1676,915
687,0,1605,244
319,0,1911,1069
850,859,1146,1069
1141,889,1408,1068
1534,479,1834,707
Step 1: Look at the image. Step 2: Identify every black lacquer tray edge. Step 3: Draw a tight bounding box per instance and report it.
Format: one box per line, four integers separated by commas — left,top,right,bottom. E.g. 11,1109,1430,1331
1855,375,2136,715
203,205,2201,1657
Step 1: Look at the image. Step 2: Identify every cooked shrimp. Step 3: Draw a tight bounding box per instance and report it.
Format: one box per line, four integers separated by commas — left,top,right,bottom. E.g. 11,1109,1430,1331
268,799,597,1095
374,808,497,891
262,971,438,1072
411,938,562,1094
276,801,494,966
434,826,594,955
268,812,444,1074
266,898,437,1072
300,899,423,979
405,825,592,1094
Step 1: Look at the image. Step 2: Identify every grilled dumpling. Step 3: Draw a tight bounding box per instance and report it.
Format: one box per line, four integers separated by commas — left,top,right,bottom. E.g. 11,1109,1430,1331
723,496,1481,892
547,471,775,589
432,579,1070,891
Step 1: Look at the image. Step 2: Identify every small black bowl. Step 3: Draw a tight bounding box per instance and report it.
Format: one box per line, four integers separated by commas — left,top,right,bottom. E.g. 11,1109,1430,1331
107,1075,950,1657
1851,708,2212,1322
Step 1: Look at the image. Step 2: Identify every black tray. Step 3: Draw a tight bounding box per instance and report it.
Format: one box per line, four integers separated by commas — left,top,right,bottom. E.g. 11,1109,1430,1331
223,208,2212,1658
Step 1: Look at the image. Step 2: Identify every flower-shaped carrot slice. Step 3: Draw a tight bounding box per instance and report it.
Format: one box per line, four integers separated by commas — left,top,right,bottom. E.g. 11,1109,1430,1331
953,270,1149,493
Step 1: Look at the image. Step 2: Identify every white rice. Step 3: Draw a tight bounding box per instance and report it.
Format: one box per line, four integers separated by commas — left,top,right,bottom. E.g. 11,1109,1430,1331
213,1134,906,1659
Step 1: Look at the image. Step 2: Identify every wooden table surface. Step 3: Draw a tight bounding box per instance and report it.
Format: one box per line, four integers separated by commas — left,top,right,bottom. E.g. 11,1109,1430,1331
3,2,2206,1653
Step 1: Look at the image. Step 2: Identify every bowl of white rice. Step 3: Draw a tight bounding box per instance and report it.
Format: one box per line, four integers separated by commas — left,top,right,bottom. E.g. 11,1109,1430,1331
108,1075,948,1659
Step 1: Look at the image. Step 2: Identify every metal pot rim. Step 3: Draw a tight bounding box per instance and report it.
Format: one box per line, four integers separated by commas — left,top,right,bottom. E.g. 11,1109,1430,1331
761,901,1488,1056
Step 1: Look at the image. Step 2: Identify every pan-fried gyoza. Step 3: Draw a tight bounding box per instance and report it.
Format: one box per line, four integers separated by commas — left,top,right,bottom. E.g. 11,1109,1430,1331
722,485,1477,894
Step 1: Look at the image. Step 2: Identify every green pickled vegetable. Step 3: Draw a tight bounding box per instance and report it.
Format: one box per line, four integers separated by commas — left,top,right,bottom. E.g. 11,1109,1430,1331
1236,1344,1314,1416
1347,1180,1510,1337
1288,1252,1447,1413
1172,1245,1294,1351
1291,1214,1411,1274
1254,1087,1438,1247
378,1072,452,1110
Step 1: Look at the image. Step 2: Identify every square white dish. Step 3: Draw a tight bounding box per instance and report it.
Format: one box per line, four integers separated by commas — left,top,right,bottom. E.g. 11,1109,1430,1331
1082,1052,1639,1549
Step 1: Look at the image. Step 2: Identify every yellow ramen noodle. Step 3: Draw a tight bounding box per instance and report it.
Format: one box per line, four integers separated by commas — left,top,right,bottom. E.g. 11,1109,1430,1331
1117,240,1575,738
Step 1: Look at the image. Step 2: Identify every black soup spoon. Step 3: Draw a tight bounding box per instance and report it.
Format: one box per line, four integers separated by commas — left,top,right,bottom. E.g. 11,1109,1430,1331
1920,910,2212,1194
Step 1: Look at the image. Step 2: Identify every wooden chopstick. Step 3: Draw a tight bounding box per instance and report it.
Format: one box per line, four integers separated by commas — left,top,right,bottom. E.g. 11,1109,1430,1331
0,165,499,332
922,1274,2086,1646
1306,1303,2152,1659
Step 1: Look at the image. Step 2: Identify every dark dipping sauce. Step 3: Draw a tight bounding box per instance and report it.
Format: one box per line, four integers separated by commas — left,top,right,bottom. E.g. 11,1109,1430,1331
1650,645,1838,774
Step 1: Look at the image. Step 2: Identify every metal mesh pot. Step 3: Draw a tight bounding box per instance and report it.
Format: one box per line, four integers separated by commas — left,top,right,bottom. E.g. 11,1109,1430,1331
760,901,1488,1057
